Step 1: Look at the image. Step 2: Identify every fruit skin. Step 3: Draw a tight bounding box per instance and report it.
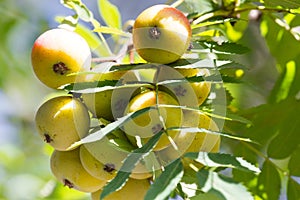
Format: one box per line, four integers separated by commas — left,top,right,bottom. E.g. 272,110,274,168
82,135,153,179
123,90,183,151
31,28,91,88
133,4,192,64
50,148,106,193
157,111,220,167
35,96,90,151
91,178,150,200
81,68,138,121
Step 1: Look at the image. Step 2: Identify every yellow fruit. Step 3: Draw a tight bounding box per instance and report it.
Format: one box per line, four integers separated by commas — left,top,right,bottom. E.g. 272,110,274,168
50,148,106,193
91,178,150,200
31,28,91,88
35,96,90,151
80,145,116,181
123,90,183,151
133,4,192,64
82,136,153,179
81,68,139,120
157,111,220,167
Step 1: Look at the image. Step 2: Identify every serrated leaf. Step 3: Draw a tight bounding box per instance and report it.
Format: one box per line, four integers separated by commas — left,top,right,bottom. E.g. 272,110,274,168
197,169,254,200
256,160,281,200
288,147,300,176
264,0,300,9
184,152,260,173
100,130,164,200
217,62,247,70
56,15,79,30
183,0,218,15
197,41,250,54
144,158,184,200
287,178,300,200
60,0,93,22
98,0,121,29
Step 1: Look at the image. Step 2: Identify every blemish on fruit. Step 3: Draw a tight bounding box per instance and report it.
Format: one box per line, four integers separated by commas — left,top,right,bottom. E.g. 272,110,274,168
174,85,187,96
53,62,69,75
44,133,53,143
149,26,161,40
152,123,163,134
104,163,116,173
63,179,74,188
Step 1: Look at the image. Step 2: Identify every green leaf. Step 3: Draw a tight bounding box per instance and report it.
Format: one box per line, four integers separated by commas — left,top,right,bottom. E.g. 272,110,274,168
98,0,121,29
264,0,300,9
183,0,218,15
256,160,281,200
288,146,300,176
100,130,164,200
144,159,184,200
190,189,226,200
60,0,93,22
197,41,250,54
196,169,254,200
287,178,300,200
67,106,152,149
184,152,260,173
94,26,131,37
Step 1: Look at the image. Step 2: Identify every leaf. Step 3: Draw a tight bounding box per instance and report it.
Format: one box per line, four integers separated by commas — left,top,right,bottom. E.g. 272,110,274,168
190,189,226,200
60,0,93,22
183,0,218,15
100,130,164,200
67,107,152,149
196,169,254,200
197,41,250,54
264,0,300,9
217,61,247,70
170,127,253,143
288,146,300,176
256,160,281,200
144,159,184,200
94,26,130,37
287,178,300,200
184,152,260,173
98,0,121,29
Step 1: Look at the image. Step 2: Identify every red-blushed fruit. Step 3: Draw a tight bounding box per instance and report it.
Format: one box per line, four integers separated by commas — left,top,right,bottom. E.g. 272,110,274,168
50,148,106,193
133,4,192,64
35,95,90,151
31,28,91,88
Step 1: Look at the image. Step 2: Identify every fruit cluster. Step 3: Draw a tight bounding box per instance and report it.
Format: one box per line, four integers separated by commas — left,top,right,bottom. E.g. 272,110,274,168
32,4,220,200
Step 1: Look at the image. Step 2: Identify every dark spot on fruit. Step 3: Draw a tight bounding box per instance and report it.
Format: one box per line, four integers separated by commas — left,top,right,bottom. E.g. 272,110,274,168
104,163,116,173
63,179,74,188
44,133,53,143
174,85,187,96
152,124,163,134
149,26,161,40
53,62,69,75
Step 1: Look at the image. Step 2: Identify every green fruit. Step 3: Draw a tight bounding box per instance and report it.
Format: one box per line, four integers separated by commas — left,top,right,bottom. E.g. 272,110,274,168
133,4,192,64
31,28,91,89
91,178,150,200
35,96,90,151
123,90,183,151
50,148,105,193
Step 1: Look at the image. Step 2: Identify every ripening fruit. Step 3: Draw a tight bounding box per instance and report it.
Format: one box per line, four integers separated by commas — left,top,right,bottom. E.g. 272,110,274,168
50,148,106,193
82,136,153,179
133,4,192,64
31,28,91,88
123,90,183,151
35,96,90,151
91,178,150,200
81,68,139,120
